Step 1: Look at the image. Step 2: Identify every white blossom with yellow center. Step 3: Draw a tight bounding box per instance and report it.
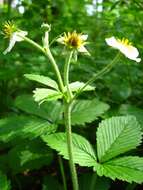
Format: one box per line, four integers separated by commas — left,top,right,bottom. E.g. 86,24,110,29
105,36,141,63
57,31,89,55
3,21,28,54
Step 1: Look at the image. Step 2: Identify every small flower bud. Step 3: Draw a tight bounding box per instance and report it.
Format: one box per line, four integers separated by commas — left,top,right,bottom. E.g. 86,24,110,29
41,23,51,32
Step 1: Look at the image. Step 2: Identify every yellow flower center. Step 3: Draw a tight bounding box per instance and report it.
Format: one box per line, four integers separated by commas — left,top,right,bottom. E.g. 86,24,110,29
63,31,85,49
2,21,17,38
117,38,132,47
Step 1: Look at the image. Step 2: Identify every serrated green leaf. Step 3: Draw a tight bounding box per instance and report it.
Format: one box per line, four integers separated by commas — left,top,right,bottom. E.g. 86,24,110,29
0,171,11,190
14,95,63,122
33,88,63,103
95,156,143,184
71,99,109,125
24,74,59,90
119,104,143,129
8,139,53,174
0,116,57,143
97,116,142,162
42,132,97,167
66,81,95,92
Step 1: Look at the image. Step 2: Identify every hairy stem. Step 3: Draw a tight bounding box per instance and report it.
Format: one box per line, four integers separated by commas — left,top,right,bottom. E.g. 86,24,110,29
64,51,73,100
64,50,79,190
44,48,65,92
64,102,79,190
22,36,64,93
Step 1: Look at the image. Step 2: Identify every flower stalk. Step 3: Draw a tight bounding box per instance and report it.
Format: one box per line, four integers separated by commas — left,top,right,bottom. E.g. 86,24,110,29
21,36,65,93
64,51,74,100
72,52,121,101
44,48,65,93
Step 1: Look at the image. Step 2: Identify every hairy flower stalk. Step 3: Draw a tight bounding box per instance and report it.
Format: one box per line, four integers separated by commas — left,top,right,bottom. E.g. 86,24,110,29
57,31,90,190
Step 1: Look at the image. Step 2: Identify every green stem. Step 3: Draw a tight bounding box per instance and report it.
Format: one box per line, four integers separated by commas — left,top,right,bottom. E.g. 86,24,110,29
22,36,64,93
58,156,67,190
44,48,65,92
63,50,78,189
72,52,121,101
22,36,45,53
64,102,79,190
64,51,73,100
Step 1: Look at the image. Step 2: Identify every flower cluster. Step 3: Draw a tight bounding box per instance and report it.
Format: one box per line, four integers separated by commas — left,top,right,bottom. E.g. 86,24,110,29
2,21,141,63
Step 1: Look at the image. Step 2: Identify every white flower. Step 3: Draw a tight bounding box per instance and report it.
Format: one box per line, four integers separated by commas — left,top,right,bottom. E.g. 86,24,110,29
105,36,141,63
3,30,28,55
57,31,89,55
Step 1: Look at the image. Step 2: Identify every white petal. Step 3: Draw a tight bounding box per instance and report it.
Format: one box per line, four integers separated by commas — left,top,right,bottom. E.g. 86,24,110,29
78,45,90,55
15,31,28,41
3,33,17,54
119,45,141,62
81,34,88,41
3,31,28,55
135,58,141,63
105,36,120,49
57,36,65,44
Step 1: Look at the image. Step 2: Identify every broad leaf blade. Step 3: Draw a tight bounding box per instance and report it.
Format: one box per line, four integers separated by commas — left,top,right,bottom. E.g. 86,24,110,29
14,95,62,122
0,116,57,143
96,156,143,183
8,140,53,174
42,132,97,167
24,74,59,90
97,116,142,162
71,99,109,125
33,88,63,103
0,171,11,190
